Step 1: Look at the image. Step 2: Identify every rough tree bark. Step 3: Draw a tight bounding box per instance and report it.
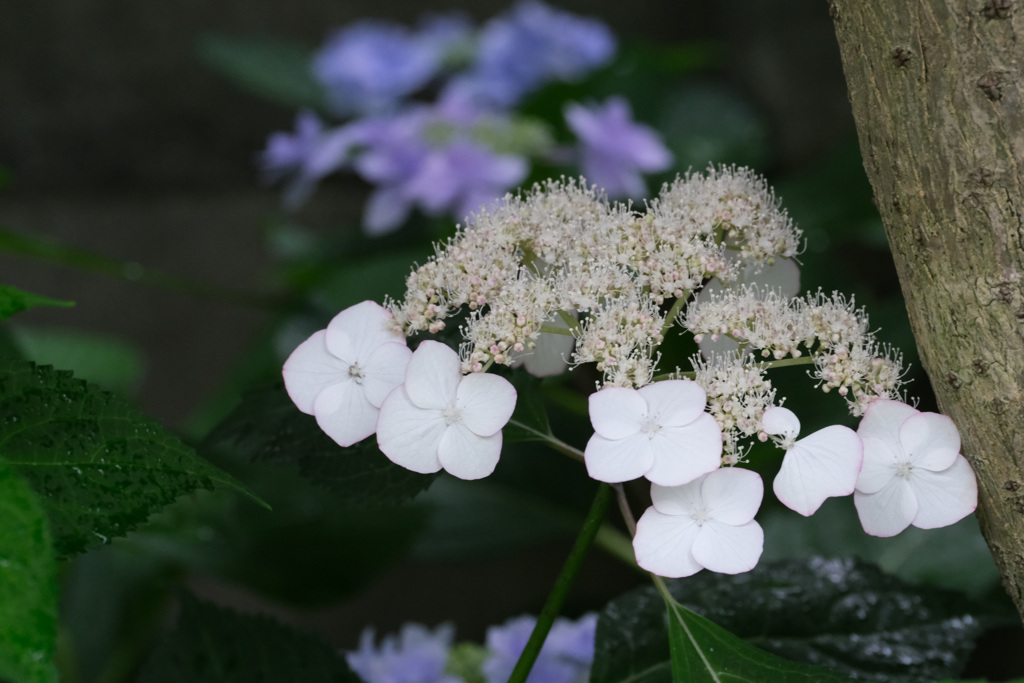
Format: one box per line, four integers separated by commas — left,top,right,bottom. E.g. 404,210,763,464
829,1,1024,618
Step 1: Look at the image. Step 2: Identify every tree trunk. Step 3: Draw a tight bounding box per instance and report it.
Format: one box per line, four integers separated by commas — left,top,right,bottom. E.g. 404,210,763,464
829,0,1024,618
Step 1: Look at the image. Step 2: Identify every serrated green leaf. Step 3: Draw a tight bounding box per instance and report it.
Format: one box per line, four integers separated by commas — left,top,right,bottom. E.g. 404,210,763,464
135,594,360,683
10,326,145,396
196,34,326,110
200,384,435,507
0,462,58,683
0,359,264,558
592,557,1012,683
0,285,73,321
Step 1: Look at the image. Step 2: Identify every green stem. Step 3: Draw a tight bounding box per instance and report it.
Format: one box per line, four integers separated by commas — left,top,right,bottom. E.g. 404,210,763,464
593,524,642,571
0,227,284,310
539,324,576,336
757,355,816,370
508,484,613,683
659,291,692,338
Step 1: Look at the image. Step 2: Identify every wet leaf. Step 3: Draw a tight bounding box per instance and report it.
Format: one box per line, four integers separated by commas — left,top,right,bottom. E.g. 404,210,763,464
0,360,263,558
0,462,58,683
0,285,73,321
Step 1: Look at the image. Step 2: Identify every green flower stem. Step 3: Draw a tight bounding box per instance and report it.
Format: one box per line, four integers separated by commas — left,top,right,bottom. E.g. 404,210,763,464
0,227,284,310
508,483,613,683
759,355,816,370
539,324,576,336
659,291,692,338
594,524,643,572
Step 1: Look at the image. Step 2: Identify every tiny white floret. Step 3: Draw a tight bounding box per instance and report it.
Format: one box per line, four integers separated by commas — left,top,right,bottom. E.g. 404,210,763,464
584,379,722,487
376,340,517,480
633,467,765,578
762,406,863,517
283,300,411,447
853,399,977,537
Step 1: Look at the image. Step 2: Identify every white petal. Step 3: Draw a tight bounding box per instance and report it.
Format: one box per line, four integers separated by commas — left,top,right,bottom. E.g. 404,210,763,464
633,508,703,578
773,425,862,516
650,479,705,517
522,312,575,377
854,477,918,537
588,387,646,439
638,380,708,428
910,455,978,529
438,423,502,480
856,435,902,494
742,257,800,298
857,398,918,443
584,433,654,483
899,412,961,472
701,467,763,525
312,380,379,447
361,343,413,407
282,329,346,415
376,386,445,474
455,373,517,437
761,406,800,439
324,300,404,364
644,414,722,487
691,519,764,575
404,341,462,409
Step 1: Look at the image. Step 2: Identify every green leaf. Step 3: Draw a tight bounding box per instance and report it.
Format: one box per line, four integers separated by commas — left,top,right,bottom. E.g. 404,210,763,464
0,462,58,683
592,557,1012,683
196,34,326,110
0,285,73,321
504,372,554,443
135,594,360,683
9,326,145,396
0,359,264,558
200,384,435,507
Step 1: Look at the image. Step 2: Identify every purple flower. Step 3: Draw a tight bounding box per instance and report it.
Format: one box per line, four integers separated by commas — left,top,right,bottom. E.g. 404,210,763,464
482,614,597,683
313,19,457,116
565,97,673,198
258,110,354,209
345,623,463,683
350,105,527,235
446,1,615,108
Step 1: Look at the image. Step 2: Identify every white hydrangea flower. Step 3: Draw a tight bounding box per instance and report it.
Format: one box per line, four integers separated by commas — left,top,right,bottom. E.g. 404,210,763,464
633,467,764,578
584,379,722,486
282,300,411,447
761,406,863,517
854,399,977,537
376,340,517,480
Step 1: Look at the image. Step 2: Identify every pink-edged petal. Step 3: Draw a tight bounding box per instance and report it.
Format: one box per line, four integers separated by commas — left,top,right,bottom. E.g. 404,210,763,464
584,433,654,483
437,423,502,480
588,387,646,439
638,380,707,428
324,300,404,364
700,467,763,525
455,373,517,437
644,414,722,487
899,412,961,472
312,381,379,448
773,425,862,516
857,398,918,444
691,519,764,575
650,479,704,517
361,342,413,407
854,477,917,537
910,455,978,529
761,406,800,439
404,340,462,409
633,508,703,578
282,330,346,415
857,435,902,494
376,386,445,474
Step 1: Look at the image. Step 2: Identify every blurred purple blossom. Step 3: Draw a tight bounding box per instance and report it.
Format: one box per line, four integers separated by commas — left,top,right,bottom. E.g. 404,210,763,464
565,97,673,198
258,110,354,210
345,623,463,683
312,16,470,116
482,614,598,683
445,1,615,109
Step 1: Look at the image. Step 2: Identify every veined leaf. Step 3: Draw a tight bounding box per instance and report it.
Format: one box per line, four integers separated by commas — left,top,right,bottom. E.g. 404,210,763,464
135,594,360,682
0,285,73,321
0,462,58,683
0,360,264,558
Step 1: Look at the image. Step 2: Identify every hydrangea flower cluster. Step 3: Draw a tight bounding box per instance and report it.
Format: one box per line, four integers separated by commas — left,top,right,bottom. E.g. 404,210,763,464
284,166,978,582
346,615,597,683
259,2,672,233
